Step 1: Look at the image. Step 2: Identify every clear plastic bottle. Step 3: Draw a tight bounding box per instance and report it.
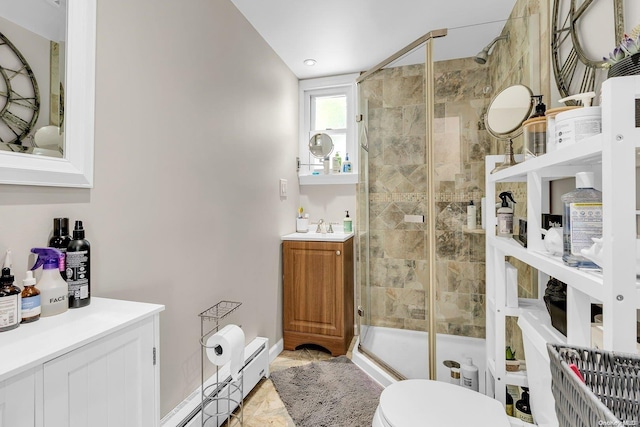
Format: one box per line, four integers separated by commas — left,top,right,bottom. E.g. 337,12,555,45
31,248,68,317
561,172,602,267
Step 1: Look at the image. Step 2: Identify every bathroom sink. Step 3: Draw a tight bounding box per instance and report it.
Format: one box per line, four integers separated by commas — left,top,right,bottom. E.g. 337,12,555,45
281,228,354,242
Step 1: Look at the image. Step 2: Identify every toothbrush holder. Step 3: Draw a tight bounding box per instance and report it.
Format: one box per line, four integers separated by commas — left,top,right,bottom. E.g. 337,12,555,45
296,218,309,233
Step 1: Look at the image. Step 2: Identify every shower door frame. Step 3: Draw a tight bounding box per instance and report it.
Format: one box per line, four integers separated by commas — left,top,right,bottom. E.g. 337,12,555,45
355,28,447,381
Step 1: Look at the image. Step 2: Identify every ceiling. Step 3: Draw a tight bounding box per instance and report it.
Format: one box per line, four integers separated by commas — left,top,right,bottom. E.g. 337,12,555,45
229,0,519,80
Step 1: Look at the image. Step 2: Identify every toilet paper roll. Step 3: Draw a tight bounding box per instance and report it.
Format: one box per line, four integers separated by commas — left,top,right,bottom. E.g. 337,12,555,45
206,324,245,381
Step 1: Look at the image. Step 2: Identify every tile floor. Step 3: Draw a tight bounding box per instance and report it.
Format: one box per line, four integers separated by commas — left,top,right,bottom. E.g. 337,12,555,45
237,344,354,427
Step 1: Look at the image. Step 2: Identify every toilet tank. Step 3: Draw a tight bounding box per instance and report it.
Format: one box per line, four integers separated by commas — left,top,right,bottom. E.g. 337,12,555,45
518,308,566,427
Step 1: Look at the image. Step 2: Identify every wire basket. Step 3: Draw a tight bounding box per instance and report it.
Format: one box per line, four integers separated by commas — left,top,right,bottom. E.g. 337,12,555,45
547,343,640,427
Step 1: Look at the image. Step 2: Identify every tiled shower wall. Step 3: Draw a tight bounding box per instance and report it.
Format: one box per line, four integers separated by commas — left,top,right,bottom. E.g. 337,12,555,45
360,59,491,338
358,0,549,343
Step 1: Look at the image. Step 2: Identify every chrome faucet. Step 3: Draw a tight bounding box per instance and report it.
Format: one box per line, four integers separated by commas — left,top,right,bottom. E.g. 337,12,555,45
316,219,325,233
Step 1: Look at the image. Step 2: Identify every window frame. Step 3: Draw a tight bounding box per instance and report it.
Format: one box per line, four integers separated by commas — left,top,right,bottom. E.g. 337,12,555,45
299,74,358,183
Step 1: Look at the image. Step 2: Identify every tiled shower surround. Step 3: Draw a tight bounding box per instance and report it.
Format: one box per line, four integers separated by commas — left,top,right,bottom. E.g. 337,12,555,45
359,0,548,346
361,59,491,338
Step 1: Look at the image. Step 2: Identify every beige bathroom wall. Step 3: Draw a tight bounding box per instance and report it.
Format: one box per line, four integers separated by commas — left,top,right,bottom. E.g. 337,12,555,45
0,0,299,416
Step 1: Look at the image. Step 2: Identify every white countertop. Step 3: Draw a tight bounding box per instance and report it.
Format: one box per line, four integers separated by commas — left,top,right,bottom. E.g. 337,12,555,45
281,227,354,242
0,297,164,382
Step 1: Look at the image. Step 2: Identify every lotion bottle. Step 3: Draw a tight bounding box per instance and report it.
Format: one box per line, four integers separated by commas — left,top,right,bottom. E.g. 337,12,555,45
31,247,68,317
67,220,91,308
497,192,516,237
332,151,342,174
460,357,479,392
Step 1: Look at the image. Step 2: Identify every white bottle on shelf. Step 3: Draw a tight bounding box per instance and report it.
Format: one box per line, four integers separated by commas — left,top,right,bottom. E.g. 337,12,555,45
460,357,479,392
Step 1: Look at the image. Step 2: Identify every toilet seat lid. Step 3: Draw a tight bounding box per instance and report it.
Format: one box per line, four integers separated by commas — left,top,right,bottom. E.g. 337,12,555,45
378,379,510,427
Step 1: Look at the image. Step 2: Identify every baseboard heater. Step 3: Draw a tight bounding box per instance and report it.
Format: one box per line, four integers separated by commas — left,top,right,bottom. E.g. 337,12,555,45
161,337,269,427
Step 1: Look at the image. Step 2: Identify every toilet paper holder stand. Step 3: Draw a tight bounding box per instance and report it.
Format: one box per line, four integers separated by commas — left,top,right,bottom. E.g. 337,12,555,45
199,300,244,427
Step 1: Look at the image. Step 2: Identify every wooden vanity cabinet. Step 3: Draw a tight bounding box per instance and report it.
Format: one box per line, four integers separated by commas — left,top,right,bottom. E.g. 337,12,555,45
283,238,354,356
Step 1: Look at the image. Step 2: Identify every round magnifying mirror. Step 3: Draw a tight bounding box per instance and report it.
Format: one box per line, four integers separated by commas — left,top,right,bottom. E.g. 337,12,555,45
486,84,533,138
308,133,334,159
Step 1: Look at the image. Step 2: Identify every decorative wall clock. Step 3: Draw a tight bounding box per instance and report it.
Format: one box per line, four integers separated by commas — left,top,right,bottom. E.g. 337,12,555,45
0,31,40,145
552,0,625,105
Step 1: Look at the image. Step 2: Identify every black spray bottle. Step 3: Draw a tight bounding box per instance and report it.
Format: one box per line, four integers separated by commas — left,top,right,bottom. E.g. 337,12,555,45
67,220,90,308
49,218,71,280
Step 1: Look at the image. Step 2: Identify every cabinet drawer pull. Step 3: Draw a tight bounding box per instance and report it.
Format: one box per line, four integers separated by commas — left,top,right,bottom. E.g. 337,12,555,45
336,250,341,256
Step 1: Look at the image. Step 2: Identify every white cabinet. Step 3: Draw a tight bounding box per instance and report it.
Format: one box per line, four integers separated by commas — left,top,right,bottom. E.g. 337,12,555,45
43,318,156,427
0,297,164,427
0,368,36,427
485,76,640,406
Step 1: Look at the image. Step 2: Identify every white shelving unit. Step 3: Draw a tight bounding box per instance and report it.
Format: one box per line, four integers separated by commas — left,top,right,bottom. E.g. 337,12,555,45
485,76,640,408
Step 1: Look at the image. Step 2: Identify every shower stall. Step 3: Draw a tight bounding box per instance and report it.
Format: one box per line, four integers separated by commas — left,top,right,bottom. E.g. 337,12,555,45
353,1,546,390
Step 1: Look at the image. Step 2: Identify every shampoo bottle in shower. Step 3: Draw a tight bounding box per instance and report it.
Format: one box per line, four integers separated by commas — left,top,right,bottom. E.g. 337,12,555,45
460,357,479,392
467,200,477,230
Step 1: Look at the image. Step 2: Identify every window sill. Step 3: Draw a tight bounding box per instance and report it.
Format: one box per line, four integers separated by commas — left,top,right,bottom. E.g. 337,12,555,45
298,173,358,185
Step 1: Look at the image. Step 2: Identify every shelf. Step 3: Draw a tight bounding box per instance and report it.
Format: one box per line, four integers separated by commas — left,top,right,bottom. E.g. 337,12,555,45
488,235,605,300
487,358,529,387
500,298,545,317
489,133,602,183
298,173,358,185
463,227,485,234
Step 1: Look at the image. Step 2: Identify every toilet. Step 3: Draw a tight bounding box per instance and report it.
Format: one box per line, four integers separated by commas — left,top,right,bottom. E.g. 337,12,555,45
372,309,564,427
372,379,511,427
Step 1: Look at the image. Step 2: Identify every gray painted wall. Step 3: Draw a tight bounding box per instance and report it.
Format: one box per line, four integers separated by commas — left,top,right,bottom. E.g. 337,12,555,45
0,0,299,416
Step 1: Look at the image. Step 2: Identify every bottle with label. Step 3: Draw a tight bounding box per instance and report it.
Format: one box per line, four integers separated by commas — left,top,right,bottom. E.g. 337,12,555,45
342,153,352,173
460,357,479,392
31,247,68,317
515,387,534,423
21,271,40,323
497,192,516,237
49,217,72,280
467,200,477,230
343,210,353,233
505,387,514,416
67,220,91,308
332,151,342,174
561,172,602,267
0,266,21,332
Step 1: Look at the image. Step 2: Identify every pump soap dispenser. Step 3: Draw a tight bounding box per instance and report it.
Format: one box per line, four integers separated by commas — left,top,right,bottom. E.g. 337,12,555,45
343,211,353,233
497,192,516,237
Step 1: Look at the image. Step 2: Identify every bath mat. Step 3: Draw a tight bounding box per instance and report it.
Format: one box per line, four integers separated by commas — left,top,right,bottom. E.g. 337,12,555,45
270,356,383,427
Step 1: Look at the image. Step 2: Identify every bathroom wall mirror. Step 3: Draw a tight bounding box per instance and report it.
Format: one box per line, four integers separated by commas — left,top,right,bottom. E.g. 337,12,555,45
308,133,334,159
486,84,533,138
0,0,96,187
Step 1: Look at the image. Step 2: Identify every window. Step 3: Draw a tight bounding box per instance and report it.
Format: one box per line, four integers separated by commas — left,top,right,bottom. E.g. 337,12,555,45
299,74,358,182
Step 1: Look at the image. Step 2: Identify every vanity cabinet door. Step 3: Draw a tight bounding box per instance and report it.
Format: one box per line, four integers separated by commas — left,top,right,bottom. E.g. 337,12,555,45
0,368,36,427
283,238,354,355
42,318,156,427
